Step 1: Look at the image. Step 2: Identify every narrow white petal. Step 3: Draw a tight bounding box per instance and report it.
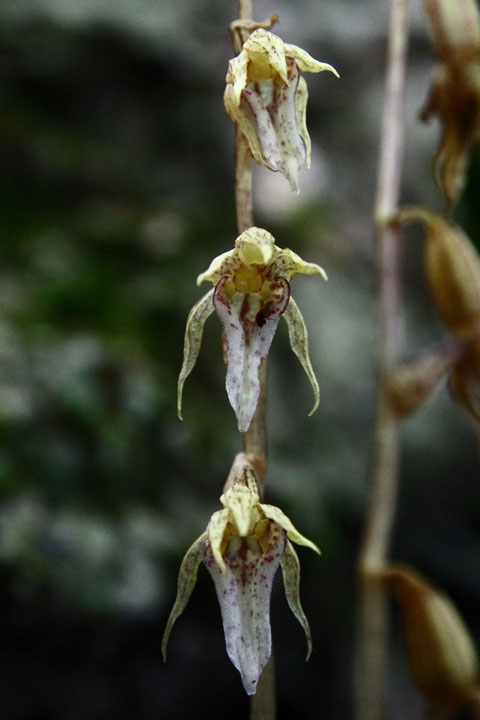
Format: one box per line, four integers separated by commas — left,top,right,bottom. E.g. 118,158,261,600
242,85,283,172
214,278,290,432
204,529,286,695
272,60,306,191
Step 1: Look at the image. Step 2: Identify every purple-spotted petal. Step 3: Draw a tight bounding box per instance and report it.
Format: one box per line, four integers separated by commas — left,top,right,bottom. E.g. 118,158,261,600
242,85,283,172
214,277,290,432
272,59,307,192
204,528,287,695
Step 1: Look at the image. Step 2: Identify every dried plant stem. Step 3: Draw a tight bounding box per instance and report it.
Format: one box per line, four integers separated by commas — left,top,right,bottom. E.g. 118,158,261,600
355,1,409,719
232,1,274,717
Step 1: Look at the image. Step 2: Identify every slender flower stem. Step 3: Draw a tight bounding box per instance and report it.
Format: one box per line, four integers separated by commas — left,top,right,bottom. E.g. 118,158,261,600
232,2,274,717
355,1,409,719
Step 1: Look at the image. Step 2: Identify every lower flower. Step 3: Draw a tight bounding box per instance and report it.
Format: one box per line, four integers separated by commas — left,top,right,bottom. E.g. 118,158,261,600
162,453,319,694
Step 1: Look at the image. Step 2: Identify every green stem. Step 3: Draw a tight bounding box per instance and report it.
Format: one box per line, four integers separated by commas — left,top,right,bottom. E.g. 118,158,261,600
355,1,409,718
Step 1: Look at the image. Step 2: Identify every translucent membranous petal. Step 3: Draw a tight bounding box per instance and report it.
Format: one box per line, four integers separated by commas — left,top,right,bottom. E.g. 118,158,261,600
283,297,320,416
261,503,320,555
214,276,290,432
204,527,287,695
162,533,207,661
280,540,313,660
177,289,215,419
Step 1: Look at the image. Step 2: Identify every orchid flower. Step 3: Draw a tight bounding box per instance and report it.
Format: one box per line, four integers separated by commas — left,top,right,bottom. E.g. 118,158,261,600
224,28,339,192
177,226,327,433
162,454,319,695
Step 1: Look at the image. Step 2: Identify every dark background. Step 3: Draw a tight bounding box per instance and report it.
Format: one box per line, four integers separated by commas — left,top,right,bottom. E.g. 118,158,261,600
1,1,480,718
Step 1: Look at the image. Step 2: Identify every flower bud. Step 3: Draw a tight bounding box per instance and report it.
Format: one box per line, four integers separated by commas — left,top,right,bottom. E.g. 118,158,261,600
387,340,461,416
397,207,480,341
385,564,479,710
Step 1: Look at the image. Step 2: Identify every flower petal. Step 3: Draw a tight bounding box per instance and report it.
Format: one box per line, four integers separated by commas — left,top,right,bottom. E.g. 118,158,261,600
214,277,290,432
280,540,313,660
222,483,259,538
242,85,283,171
207,510,230,574
296,75,312,168
162,532,207,661
260,503,320,554
283,297,321,416
224,85,273,170
244,29,288,84
236,227,275,266
177,289,215,420
283,42,339,77
272,247,327,281
272,59,307,192
227,52,249,106
196,249,236,286
204,528,286,695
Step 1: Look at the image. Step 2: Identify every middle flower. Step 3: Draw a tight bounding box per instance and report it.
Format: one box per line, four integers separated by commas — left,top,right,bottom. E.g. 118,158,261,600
178,226,327,432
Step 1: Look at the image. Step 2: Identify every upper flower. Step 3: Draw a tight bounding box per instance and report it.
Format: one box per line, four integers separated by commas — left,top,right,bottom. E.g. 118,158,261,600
162,453,319,695
177,227,327,432
224,29,339,192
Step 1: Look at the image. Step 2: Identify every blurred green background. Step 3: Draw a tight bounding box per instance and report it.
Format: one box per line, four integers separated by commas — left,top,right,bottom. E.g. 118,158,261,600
2,1,480,718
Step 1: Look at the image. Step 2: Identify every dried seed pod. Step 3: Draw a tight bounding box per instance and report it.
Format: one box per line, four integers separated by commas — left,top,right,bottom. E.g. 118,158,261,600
397,207,480,341
385,564,479,711
425,0,480,61
422,0,480,210
387,339,462,416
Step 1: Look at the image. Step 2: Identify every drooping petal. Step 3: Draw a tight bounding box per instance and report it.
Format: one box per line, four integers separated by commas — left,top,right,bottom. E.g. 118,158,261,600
296,75,312,168
242,85,284,172
272,59,308,192
283,42,339,77
214,276,290,432
261,503,320,554
207,510,230,573
177,289,215,419
282,297,320,416
280,540,313,660
162,532,207,661
204,528,287,695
